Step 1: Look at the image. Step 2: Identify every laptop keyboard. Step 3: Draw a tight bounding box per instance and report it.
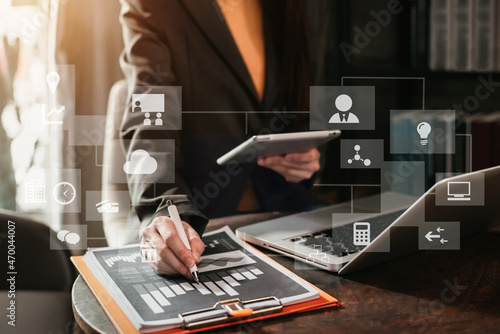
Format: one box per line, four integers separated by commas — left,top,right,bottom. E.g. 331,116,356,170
287,209,407,257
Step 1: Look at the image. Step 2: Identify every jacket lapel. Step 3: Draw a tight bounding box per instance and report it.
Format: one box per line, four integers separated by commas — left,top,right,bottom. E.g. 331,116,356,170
178,0,260,103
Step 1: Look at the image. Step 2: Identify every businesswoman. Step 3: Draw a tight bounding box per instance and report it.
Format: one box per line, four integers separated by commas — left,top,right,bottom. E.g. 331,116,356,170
120,0,320,279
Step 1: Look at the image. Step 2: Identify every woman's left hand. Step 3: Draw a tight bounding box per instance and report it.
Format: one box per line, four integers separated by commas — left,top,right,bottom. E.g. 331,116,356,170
257,148,321,183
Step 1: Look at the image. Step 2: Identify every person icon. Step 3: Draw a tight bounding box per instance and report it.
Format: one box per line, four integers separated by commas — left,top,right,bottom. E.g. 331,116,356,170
329,94,359,124
155,113,163,126
143,112,151,125
134,100,142,113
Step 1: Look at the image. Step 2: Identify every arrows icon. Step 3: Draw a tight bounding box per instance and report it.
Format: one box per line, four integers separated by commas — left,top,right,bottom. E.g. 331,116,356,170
425,231,441,242
421,223,459,250
426,230,449,244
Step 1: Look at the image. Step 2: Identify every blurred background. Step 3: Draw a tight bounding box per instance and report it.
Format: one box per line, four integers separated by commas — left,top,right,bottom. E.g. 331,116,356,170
0,0,499,250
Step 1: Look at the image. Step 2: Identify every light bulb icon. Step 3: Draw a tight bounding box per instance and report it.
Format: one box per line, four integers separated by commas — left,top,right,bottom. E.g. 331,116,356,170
417,122,432,146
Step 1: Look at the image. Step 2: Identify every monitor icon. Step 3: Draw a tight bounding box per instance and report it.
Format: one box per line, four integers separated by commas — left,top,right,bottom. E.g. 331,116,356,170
447,181,471,201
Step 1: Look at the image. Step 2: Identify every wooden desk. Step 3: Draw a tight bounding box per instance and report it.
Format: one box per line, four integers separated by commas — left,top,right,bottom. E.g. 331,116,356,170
72,213,500,333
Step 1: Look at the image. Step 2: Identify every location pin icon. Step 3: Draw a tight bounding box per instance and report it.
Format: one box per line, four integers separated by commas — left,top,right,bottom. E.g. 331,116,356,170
46,71,61,94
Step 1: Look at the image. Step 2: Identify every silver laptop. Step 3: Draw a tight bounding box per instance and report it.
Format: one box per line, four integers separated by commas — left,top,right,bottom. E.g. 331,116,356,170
236,165,500,275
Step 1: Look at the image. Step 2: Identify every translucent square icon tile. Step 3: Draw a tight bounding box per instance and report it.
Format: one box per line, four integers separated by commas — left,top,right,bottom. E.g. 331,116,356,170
418,221,460,250
18,169,81,213
86,191,131,221
381,161,426,197
51,224,87,251
435,172,485,206
341,139,384,169
124,86,182,130
390,110,455,154
108,140,175,184
310,86,375,131
30,64,75,131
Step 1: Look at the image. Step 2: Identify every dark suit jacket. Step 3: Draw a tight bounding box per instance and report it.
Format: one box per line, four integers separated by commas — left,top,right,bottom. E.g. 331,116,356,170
119,0,313,236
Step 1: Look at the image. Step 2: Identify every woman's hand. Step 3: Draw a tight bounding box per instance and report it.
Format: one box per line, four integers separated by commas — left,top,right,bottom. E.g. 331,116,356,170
141,216,205,279
257,148,321,183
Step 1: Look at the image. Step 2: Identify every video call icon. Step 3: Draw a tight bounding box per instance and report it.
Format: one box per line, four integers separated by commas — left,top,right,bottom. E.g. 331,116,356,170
132,94,165,126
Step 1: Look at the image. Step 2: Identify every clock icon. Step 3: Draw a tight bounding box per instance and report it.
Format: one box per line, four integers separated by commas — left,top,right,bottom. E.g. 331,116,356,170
53,182,77,205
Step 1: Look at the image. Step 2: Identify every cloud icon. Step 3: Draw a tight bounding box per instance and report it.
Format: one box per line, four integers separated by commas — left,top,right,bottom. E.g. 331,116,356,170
123,149,158,175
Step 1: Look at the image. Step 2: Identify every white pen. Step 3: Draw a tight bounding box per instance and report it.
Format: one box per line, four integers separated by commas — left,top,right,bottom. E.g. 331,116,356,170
166,200,200,283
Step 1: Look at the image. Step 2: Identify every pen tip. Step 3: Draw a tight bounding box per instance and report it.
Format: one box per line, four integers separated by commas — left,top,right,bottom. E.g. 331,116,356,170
192,271,199,283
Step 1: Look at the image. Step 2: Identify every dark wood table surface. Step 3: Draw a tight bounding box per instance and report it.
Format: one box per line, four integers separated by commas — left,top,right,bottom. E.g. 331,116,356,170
72,212,500,333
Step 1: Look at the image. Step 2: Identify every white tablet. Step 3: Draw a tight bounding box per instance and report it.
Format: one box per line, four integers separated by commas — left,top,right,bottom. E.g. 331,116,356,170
216,130,341,165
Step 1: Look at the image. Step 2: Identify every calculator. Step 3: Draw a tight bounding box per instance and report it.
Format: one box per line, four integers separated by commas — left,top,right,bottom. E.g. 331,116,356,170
353,222,371,246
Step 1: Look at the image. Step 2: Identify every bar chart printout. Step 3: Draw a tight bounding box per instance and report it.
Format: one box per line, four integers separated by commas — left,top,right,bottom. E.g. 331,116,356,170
81,226,320,331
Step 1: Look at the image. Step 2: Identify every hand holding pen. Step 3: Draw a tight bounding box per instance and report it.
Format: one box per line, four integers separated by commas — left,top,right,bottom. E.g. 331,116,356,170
141,201,204,282
167,200,200,282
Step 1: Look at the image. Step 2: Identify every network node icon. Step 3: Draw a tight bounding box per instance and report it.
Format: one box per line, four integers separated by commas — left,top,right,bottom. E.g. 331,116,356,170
347,145,371,167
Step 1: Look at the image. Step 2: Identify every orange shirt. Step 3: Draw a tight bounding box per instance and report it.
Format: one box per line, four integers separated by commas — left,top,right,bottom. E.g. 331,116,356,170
217,0,266,101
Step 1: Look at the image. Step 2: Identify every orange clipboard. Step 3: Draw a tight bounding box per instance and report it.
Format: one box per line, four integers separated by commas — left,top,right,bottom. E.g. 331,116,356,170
72,246,338,334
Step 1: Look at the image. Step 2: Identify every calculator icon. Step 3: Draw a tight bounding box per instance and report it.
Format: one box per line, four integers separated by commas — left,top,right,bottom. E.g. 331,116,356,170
353,222,371,246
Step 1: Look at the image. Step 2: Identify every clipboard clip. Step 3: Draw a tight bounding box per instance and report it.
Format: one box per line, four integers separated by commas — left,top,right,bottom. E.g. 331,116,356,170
179,296,282,329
